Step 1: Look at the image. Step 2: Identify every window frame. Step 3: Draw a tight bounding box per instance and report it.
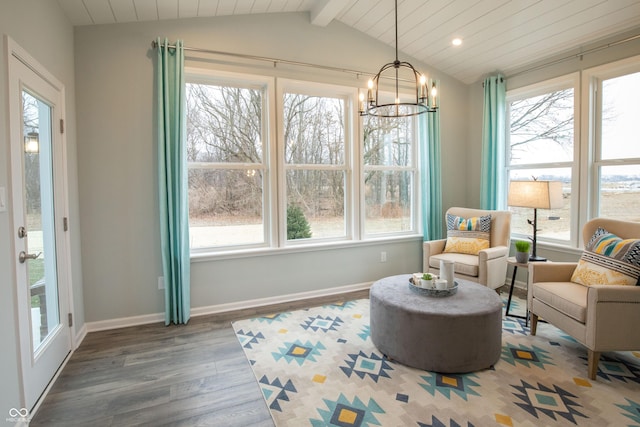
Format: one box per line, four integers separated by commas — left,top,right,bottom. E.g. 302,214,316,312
185,68,422,258
505,55,640,250
505,73,581,248
185,67,277,254
360,110,420,239
582,55,640,226
276,79,357,246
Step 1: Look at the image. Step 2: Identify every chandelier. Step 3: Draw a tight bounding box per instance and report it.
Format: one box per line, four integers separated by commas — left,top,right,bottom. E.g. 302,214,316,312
359,0,438,118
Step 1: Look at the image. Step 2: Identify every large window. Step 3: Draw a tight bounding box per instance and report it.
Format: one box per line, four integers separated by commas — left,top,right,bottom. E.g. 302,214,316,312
362,114,417,235
186,71,421,253
186,73,273,251
506,75,577,244
506,55,640,248
283,89,348,242
594,70,640,222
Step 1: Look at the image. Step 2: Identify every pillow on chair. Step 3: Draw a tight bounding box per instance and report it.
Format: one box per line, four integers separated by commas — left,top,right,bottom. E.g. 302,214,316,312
571,227,640,286
443,214,491,255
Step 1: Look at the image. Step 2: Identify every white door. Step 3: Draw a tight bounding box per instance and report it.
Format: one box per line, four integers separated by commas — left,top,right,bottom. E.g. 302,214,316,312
8,39,72,411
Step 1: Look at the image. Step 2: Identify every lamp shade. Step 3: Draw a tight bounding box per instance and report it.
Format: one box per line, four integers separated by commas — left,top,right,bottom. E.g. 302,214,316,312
507,181,563,209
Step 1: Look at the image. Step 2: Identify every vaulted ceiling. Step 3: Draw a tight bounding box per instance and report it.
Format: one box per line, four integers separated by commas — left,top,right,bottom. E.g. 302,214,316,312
57,0,640,84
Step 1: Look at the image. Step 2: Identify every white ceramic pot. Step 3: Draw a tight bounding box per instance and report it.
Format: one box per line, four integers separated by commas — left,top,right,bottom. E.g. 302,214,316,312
440,260,455,286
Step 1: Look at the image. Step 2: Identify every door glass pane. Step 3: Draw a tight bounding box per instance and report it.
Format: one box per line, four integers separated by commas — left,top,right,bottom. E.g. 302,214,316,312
22,90,59,352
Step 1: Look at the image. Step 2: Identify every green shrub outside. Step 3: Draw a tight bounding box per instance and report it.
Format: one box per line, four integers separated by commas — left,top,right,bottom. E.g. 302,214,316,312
287,205,312,239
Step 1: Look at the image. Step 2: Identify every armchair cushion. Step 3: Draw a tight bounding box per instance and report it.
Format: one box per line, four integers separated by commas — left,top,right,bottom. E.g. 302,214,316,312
428,253,479,277
532,282,587,323
443,214,491,255
570,227,640,286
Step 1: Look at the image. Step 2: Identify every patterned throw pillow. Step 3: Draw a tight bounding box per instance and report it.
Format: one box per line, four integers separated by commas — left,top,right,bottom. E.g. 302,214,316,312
443,214,491,255
571,227,640,286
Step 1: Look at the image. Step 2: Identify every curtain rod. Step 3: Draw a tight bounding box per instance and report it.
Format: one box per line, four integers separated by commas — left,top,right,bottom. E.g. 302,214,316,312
151,40,370,79
150,40,423,84
506,33,640,80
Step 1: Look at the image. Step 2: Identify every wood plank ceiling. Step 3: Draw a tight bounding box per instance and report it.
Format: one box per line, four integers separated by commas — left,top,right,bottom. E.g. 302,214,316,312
57,0,640,84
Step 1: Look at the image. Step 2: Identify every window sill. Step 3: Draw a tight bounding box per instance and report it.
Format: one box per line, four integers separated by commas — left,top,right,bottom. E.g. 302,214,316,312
190,234,424,263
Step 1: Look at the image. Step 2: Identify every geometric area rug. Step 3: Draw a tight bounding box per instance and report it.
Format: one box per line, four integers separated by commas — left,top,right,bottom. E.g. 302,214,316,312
232,296,640,427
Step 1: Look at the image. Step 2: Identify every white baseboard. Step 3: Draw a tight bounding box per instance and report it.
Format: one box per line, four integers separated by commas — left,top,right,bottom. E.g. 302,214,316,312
191,281,371,318
86,312,165,332
85,281,372,333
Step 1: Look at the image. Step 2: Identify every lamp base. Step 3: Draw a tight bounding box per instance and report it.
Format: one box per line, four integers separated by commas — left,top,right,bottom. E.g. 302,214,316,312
529,255,547,262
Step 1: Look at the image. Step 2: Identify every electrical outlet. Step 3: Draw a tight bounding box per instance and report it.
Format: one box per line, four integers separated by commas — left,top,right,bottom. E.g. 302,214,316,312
158,276,165,290
380,251,387,262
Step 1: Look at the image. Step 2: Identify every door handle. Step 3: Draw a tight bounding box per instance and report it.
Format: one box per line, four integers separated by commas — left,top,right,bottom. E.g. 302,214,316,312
19,251,41,264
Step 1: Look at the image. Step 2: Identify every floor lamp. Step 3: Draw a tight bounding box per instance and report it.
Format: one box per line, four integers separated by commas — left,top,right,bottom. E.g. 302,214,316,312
507,180,563,262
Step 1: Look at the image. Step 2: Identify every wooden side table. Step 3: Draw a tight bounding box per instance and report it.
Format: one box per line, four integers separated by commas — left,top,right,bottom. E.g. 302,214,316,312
505,257,530,325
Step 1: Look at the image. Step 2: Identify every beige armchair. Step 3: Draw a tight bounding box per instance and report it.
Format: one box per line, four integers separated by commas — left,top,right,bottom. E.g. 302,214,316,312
528,218,640,380
423,207,512,290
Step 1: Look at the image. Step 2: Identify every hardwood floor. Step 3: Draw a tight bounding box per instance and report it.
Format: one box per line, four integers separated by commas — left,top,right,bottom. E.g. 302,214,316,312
31,290,369,426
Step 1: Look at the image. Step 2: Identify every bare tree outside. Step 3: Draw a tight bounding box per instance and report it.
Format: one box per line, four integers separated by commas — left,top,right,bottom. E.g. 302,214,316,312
186,83,265,248
283,92,346,233
508,88,574,240
186,79,420,247
508,74,640,242
363,115,415,234
509,89,574,165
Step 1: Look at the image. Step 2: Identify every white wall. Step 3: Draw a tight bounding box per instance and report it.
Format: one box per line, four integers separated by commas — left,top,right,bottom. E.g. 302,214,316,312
0,0,82,418
73,13,470,322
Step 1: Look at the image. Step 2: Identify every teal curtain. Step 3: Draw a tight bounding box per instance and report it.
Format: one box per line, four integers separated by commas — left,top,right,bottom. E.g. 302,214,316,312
156,38,190,325
419,110,443,240
480,74,506,210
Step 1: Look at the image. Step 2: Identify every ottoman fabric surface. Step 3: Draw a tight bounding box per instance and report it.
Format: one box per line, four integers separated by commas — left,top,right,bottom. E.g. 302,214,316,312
370,274,503,373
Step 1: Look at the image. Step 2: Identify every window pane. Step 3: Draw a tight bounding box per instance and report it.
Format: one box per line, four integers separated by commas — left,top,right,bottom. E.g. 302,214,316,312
283,93,344,165
188,169,264,248
509,168,571,241
364,170,414,234
601,72,640,160
286,170,344,240
186,83,263,163
509,88,574,165
363,116,413,166
598,165,640,221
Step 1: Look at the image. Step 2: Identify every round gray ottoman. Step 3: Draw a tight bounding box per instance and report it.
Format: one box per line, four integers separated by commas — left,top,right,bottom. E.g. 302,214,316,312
370,274,503,373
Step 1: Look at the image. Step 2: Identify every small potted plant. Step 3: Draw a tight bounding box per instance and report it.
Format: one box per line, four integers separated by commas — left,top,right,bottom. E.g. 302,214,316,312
421,273,435,289
515,240,531,264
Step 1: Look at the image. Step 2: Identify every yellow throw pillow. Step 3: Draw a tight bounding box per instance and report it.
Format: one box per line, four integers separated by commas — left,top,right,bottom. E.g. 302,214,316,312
570,227,640,286
443,214,491,255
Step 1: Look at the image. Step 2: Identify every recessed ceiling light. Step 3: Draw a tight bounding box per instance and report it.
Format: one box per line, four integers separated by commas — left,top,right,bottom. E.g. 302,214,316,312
452,38,462,46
